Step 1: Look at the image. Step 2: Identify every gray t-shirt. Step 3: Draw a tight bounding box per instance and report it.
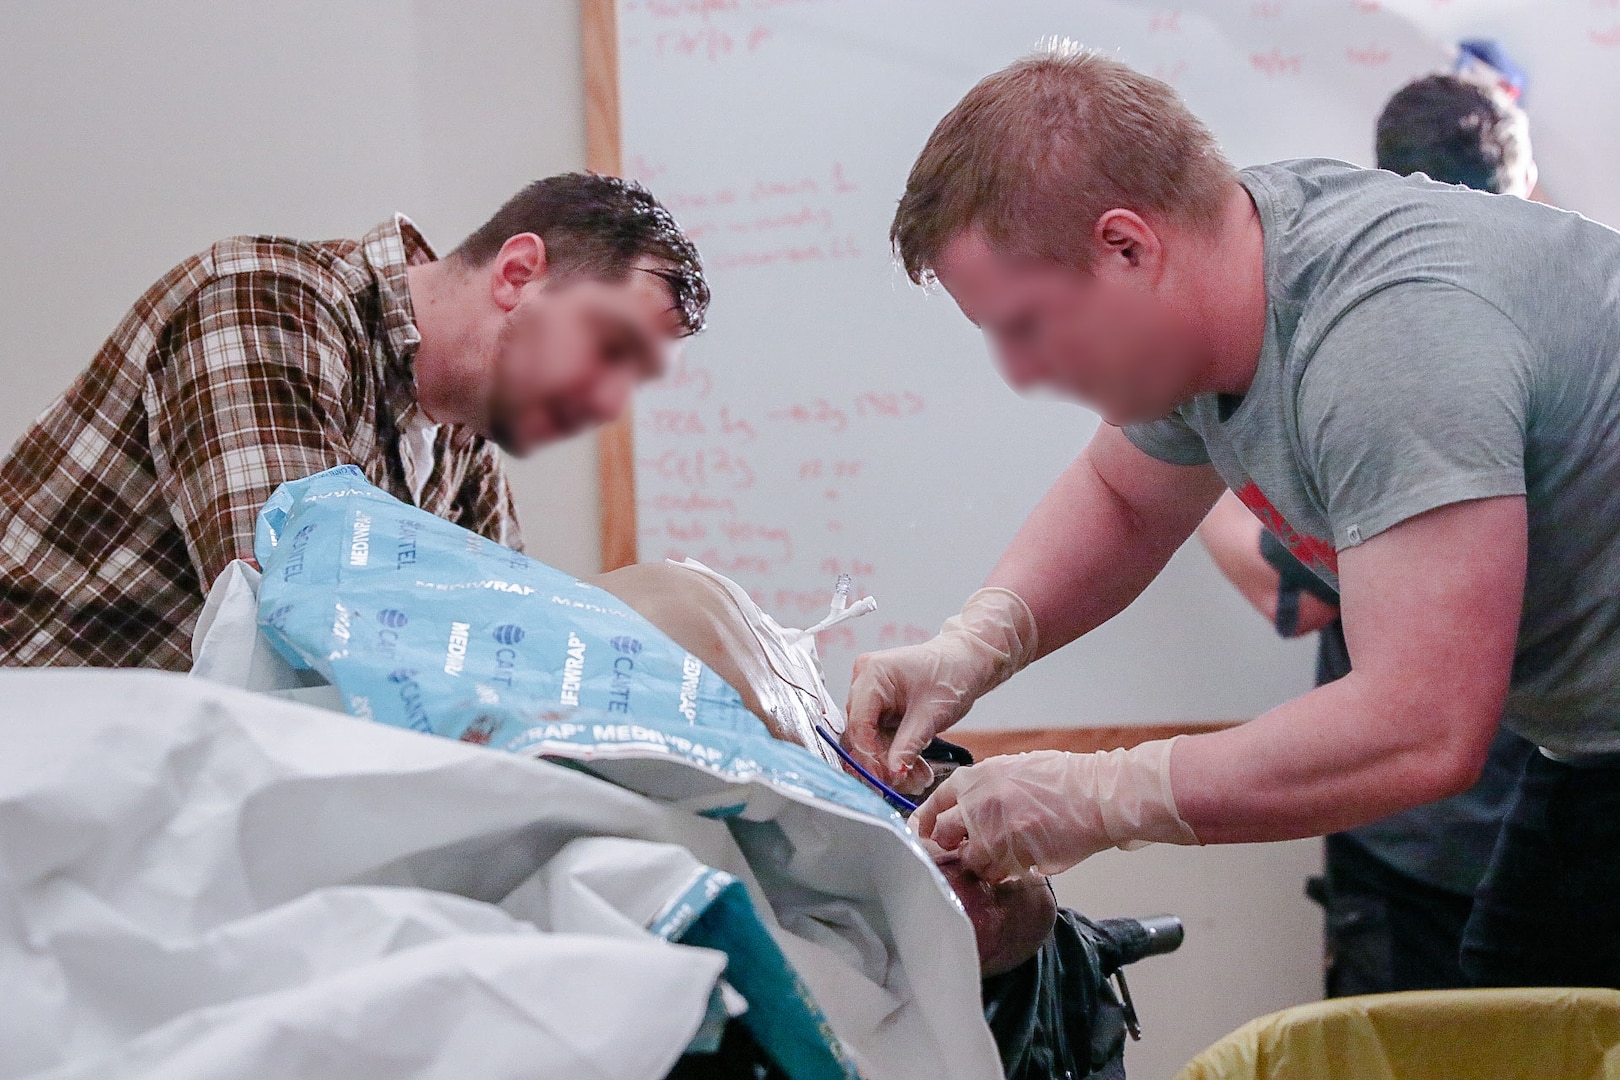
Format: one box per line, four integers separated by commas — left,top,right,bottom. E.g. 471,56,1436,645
1126,158,1620,756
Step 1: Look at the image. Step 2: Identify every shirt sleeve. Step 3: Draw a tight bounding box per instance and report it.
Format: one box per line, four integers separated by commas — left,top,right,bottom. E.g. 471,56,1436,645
1121,409,1212,465
144,272,360,590
1297,281,1531,549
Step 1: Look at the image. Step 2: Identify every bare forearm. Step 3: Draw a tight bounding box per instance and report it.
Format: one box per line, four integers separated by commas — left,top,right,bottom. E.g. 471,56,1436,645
987,427,1223,658
986,459,1164,657
1198,491,1341,636
1197,492,1279,620
1172,671,1490,843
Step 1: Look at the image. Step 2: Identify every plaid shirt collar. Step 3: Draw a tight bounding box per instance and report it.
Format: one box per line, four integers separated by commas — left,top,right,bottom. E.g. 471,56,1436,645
362,214,437,427
363,215,491,498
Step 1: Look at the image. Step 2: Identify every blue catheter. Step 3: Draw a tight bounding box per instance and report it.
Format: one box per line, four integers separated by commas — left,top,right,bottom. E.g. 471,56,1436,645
816,725,918,813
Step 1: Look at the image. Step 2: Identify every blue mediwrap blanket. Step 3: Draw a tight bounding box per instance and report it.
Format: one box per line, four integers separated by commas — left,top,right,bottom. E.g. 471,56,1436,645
252,465,891,818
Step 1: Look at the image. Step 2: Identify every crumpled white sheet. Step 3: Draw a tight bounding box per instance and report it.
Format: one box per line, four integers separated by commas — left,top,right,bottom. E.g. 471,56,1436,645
0,670,731,1080
38,929,726,1080
1,666,1001,1079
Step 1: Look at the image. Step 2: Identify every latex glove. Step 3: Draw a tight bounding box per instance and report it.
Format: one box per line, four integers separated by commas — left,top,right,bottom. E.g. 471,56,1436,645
911,739,1200,881
844,587,1037,794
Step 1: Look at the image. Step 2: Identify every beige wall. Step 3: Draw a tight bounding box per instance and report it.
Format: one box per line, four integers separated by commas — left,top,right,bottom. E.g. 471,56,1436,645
1054,842,1323,1077
0,0,601,575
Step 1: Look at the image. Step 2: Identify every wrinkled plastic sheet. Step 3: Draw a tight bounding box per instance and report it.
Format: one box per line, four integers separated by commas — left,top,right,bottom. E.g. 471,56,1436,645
0,669,1000,1080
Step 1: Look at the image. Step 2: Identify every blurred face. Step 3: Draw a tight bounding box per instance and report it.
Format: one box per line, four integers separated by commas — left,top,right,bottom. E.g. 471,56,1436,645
932,228,1208,425
488,259,683,455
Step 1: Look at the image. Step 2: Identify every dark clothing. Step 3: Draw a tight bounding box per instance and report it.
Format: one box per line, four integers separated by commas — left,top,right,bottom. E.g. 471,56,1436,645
1461,751,1620,988
982,910,1129,1080
1315,833,1476,996
1311,606,1351,688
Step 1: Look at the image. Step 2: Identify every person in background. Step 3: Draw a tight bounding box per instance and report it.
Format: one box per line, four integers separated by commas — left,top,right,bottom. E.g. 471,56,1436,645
0,174,707,669
1198,72,1540,996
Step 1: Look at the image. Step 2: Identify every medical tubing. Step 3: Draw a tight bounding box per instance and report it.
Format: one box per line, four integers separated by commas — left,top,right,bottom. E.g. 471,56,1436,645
816,725,919,813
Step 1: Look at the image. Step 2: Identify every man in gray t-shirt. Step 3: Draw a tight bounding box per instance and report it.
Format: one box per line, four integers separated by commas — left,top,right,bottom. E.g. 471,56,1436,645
1196,76,1543,998
1130,158,1620,759
846,48,1620,989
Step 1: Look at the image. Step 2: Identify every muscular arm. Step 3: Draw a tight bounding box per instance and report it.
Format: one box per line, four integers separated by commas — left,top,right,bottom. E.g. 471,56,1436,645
987,424,1228,659
1172,494,1525,842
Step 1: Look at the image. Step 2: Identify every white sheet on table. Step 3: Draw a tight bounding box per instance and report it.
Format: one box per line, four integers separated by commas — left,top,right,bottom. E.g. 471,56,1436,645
0,668,1000,1080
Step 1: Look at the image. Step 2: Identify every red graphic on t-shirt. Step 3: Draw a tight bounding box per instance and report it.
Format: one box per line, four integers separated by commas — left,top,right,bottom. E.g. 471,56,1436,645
1234,482,1339,576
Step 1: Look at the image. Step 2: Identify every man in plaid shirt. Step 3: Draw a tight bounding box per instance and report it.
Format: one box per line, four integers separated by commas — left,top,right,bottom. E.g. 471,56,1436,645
0,174,708,669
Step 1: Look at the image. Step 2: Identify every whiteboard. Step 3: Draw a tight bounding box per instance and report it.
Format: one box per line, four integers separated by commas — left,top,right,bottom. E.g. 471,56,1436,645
619,0,1620,730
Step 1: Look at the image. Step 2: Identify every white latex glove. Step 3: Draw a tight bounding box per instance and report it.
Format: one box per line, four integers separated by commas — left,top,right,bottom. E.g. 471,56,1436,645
911,739,1201,881
844,587,1037,794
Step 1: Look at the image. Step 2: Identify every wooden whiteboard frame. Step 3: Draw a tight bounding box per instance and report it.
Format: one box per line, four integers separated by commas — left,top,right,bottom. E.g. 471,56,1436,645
951,721,1237,759
584,0,639,572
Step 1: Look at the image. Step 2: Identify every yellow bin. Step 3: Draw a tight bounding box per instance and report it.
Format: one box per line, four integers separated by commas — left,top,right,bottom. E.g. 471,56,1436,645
1175,988,1620,1080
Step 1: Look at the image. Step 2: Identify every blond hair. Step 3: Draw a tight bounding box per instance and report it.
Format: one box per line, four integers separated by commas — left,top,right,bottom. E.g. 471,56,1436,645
891,45,1235,282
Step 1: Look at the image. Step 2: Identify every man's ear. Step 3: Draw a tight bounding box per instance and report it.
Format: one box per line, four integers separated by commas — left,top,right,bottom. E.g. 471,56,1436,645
1092,209,1163,283
489,233,548,312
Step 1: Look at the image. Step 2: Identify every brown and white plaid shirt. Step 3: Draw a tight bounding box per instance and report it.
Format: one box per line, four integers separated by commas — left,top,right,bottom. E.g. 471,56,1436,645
0,215,522,670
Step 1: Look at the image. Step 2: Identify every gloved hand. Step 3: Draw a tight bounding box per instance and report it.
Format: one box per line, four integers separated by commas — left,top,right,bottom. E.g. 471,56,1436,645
911,739,1201,881
843,587,1038,794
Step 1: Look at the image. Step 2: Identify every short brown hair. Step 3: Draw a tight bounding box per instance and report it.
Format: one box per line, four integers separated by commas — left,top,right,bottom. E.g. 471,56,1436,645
453,173,710,336
891,45,1235,283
